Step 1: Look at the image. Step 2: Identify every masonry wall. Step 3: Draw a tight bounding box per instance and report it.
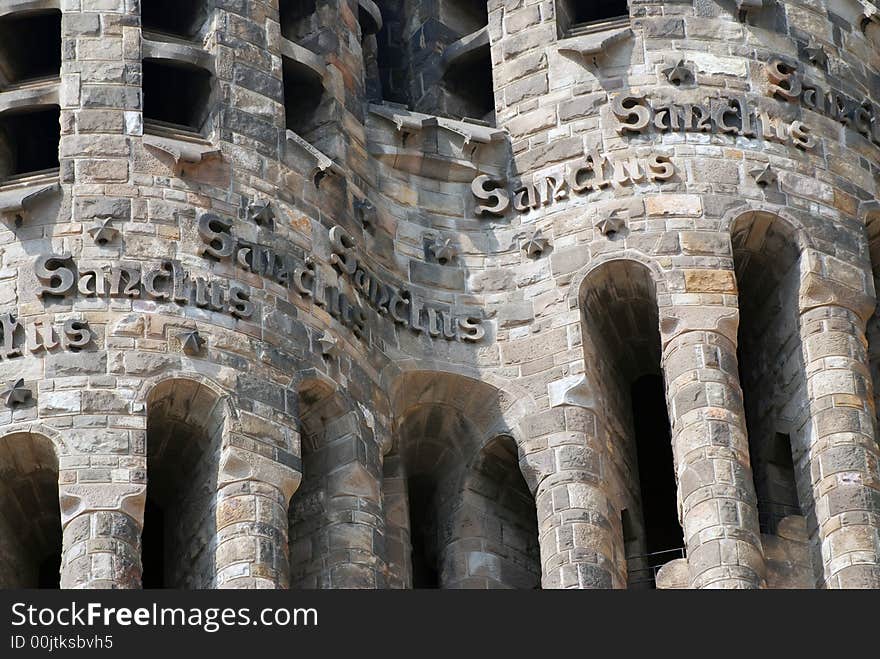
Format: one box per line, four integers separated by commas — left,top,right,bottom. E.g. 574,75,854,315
0,0,879,590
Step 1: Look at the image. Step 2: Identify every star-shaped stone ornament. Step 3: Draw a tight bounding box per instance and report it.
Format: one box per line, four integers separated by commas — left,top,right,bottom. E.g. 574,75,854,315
88,218,119,246
248,201,274,226
180,329,206,356
2,378,31,408
596,216,626,238
355,198,377,229
663,60,693,86
319,331,339,358
522,230,551,258
750,164,777,187
805,43,828,69
430,238,458,265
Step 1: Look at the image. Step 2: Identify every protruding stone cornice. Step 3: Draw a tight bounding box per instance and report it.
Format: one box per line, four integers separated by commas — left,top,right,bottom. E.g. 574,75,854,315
284,129,344,187
143,133,221,175
142,35,214,74
441,26,489,71
557,27,632,65
0,180,60,219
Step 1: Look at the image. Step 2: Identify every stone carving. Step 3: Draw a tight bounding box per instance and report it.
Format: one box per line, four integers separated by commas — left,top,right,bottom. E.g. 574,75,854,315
34,254,254,321
804,43,827,70
612,92,815,150
1,378,31,408
198,214,486,343
0,183,61,226
247,200,274,227
474,151,675,217
0,313,91,359
143,135,222,176
180,329,206,356
765,58,880,145
596,215,626,238
428,237,458,265
355,198,377,230
522,230,551,258
319,331,340,358
663,60,694,86
750,163,777,187
88,218,119,245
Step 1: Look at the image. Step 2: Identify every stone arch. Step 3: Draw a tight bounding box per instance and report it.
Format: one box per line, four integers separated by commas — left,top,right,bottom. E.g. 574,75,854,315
440,434,541,589
574,257,682,588
0,430,61,588
569,249,669,313
387,370,540,589
142,376,229,588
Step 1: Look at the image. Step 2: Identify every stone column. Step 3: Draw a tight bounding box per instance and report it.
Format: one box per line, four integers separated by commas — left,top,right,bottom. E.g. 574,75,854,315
59,483,145,589
215,444,302,589
316,412,386,589
798,263,880,588
523,400,625,589
662,278,766,589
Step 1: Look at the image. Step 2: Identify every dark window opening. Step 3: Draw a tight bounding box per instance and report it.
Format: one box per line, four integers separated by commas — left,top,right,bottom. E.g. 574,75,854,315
375,10,408,105
558,0,629,37
141,0,206,40
38,551,61,589
0,106,60,181
141,498,166,589
0,10,61,89
283,56,325,138
627,374,683,589
142,59,212,134
407,475,439,589
280,0,318,44
756,433,801,534
442,45,494,123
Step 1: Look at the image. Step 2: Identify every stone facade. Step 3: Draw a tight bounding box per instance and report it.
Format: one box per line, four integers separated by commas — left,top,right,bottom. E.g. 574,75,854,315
0,0,879,590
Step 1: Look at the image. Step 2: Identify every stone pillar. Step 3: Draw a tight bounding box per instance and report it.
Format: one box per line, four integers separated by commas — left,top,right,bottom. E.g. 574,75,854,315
215,444,302,589
523,402,625,589
59,483,145,589
316,412,386,589
798,264,880,588
662,281,766,589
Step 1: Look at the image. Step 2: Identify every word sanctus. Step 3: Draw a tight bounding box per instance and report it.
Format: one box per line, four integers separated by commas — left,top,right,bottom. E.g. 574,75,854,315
766,58,880,146
0,314,90,360
611,93,815,150
34,254,255,320
198,215,486,342
471,150,675,217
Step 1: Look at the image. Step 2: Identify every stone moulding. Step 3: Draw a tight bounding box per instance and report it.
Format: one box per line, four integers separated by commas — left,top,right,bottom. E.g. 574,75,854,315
284,129,343,187
142,36,215,74
368,104,508,181
143,134,222,175
357,0,382,35
440,25,489,72
557,27,632,65
0,0,59,19
0,180,60,219
280,36,327,81
0,79,59,112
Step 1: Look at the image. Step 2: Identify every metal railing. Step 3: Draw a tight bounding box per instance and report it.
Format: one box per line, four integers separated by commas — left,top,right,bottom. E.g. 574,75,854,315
625,547,686,588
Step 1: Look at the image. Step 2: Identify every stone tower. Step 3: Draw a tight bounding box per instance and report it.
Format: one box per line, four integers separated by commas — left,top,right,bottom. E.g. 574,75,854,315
0,0,879,590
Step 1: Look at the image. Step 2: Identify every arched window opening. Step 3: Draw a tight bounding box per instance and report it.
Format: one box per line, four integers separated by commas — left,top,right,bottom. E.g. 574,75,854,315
0,106,60,182
0,433,61,589
732,212,805,536
557,0,629,37
580,261,682,589
141,1,206,40
374,1,408,105
0,9,61,90
442,436,540,589
142,59,213,135
144,380,224,589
